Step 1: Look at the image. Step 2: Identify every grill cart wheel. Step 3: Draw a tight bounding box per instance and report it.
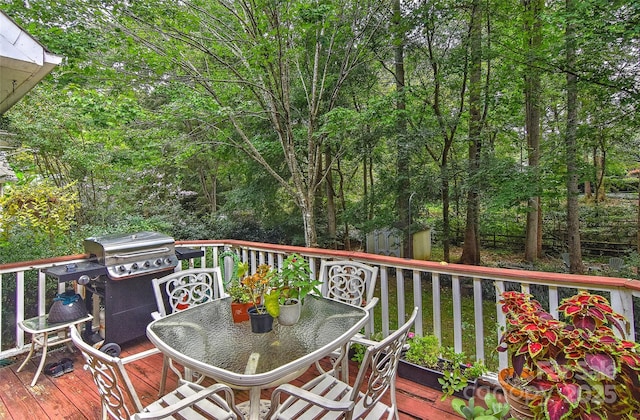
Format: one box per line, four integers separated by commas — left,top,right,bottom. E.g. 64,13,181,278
99,343,121,357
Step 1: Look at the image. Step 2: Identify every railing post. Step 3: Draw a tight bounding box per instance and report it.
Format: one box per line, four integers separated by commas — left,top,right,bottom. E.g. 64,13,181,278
432,273,441,345
495,280,507,370
396,268,406,328
16,271,25,349
452,275,462,353
472,276,484,363
610,288,635,340
380,267,390,337
412,270,423,336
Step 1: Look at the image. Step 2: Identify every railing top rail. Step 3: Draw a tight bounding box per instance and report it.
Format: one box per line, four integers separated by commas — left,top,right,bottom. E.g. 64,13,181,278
0,254,90,274
181,239,640,292
2,239,638,293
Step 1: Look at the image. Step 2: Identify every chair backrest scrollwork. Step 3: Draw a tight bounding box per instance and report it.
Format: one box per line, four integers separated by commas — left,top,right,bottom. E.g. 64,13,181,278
351,307,418,418
152,267,224,317
319,260,378,308
70,327,142,420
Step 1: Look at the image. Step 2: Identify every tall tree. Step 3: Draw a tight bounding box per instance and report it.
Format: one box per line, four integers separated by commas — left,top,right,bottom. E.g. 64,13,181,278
99,0,388,247
408,0,468,263
564,0,584,273
523,0,544,262
392,0,411,257
460,0,483,265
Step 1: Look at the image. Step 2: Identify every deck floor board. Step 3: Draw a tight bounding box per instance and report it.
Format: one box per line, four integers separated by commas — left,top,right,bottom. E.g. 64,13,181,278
1,338,461,419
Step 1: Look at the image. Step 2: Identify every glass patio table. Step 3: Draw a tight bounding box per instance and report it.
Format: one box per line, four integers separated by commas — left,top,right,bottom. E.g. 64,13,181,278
146,294,369,420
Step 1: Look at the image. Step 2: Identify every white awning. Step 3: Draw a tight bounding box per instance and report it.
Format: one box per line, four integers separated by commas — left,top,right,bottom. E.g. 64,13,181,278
0,11,63,114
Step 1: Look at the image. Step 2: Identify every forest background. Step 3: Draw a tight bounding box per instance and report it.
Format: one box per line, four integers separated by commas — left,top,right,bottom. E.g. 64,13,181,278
1,0,639,276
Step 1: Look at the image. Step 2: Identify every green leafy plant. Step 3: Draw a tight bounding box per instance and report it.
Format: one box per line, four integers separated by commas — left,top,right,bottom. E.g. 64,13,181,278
228,283,251,304
0,181,79,242
404,333,441,368
497,290,640,419
264,254,321,317
404,333,487,400
439,368,467,399
463,360,488,381
452,393,513,420
240,264,274,314
225,260,252,303
350,332,384,365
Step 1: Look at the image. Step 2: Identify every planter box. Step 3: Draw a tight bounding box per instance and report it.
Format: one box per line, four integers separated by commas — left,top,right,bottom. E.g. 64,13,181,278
397,359,476,400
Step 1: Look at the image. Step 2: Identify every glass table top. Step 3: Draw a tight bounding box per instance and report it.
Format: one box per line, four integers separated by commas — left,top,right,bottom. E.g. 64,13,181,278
20,313,93,334
146,294,368,386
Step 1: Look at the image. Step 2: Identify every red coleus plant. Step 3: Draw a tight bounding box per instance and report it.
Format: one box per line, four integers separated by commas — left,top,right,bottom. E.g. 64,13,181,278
497,290,640,420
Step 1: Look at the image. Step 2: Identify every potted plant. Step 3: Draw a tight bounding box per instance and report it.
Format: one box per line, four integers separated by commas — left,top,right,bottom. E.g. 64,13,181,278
225,261,253,323
397,332,486,400
264,253,321,326
241,263,276,333
496,290,640,420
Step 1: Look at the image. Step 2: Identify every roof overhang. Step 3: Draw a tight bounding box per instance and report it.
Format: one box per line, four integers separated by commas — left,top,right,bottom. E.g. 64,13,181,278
0,11,63,115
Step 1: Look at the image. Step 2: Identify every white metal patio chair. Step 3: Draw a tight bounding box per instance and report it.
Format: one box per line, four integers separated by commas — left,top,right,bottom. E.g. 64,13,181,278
69,326,242,420
316,260,379,380
266,307,418,420
151,267,226,394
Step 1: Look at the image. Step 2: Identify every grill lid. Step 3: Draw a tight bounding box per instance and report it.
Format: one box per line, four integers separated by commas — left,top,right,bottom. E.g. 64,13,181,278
83,231,177,279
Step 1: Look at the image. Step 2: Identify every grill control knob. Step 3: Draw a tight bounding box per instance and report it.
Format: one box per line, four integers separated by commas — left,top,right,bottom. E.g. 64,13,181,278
144,261,150,268
164,258,172,265
132,263,139,270
154,259,163,266
118,265,126,273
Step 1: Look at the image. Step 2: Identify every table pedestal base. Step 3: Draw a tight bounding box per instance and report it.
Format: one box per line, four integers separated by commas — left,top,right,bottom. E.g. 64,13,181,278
237,399,271,420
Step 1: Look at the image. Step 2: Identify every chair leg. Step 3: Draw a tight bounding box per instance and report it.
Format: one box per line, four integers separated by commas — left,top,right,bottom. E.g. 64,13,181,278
159,355,169,396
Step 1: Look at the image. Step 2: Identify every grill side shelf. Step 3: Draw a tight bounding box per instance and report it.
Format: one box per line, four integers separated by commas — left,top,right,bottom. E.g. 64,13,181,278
175,247,205,260
44,262,107,283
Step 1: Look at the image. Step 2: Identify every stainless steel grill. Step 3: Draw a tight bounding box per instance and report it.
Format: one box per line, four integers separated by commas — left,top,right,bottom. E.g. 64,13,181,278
45,231,202,345
83,231,178,279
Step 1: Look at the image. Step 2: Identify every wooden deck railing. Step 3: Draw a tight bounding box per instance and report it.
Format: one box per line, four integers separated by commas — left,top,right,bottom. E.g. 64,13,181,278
2,239,639,373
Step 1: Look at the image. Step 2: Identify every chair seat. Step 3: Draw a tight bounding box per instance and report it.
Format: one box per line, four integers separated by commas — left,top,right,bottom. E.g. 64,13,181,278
137,381,238,420
272,374,394,420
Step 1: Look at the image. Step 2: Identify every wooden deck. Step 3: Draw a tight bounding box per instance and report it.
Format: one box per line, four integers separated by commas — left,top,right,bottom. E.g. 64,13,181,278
0,337,462,419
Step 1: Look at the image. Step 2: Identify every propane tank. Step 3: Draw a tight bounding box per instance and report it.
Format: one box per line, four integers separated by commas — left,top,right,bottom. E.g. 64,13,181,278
98,306,105,339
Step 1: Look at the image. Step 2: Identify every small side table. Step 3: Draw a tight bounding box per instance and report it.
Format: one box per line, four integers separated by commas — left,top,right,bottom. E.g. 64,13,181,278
17,314,93,386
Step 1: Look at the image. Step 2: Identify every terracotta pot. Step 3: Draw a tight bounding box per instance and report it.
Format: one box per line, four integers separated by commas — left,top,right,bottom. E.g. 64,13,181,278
497,368,540,420
230,302,252,323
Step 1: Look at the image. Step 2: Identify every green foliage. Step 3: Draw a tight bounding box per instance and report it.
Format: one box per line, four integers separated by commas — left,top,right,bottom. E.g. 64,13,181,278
405,333,487,400
265,254,322,317
438,368,467,400
350,332,384,365
404,334,441,368
451,393,513,420
1,0,639,263
0,181,79,241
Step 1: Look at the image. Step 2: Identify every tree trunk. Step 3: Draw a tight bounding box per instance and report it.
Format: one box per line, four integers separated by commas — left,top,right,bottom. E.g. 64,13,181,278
523,0,543,262
442,162,451,262
460,0,482,266
392,0,411,258
324,146,337,249
300,193,318,248
595,149,606,202
337,157,351,251
565,0,583,274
